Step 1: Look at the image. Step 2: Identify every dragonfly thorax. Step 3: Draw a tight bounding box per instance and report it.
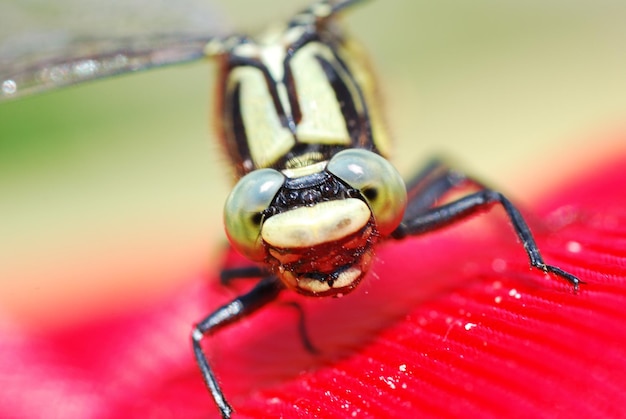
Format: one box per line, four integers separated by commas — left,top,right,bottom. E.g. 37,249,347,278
214,4,391,177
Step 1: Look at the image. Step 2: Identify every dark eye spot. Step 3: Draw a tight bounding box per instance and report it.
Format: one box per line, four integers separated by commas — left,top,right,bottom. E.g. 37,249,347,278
363,187,378,201
251,212,263,226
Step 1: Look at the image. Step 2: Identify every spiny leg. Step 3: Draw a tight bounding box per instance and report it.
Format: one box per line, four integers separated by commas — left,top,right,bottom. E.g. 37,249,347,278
192,277,283,418
221,267,319,353
403,158,470,219
220,265,271,287
279,301,320,354
394,163,581,289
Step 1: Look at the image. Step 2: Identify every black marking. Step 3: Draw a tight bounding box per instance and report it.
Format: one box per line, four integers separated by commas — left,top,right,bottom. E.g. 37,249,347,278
270,170,358,214
316,55,362,146
226,82,248,171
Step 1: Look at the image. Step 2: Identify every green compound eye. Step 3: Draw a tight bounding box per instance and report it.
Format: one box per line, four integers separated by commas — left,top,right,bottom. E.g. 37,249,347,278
327,149,407,236
223,168,285,261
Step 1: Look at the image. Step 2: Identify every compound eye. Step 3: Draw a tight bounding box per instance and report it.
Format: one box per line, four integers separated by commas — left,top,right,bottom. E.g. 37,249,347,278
327,149,407,236
224,168,285,261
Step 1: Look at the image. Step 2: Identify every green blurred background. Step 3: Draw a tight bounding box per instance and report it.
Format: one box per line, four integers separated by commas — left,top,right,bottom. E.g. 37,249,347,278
1,0,625,328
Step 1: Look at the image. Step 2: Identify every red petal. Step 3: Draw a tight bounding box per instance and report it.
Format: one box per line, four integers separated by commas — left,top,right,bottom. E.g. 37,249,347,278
2,154,626,418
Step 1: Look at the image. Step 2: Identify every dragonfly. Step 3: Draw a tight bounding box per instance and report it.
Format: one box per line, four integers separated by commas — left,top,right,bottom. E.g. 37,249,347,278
1,0,581,417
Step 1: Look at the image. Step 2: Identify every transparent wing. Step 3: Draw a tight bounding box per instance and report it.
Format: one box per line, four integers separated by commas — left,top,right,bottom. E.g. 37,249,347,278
0,0,232,100
0,35,222,100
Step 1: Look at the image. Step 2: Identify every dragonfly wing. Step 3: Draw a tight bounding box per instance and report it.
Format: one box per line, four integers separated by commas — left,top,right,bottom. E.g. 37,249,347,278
0,0,231,100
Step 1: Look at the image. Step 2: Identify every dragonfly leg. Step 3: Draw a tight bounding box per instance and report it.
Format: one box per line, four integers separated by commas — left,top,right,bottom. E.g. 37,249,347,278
279,301,320,354
393,162,581,289
192,277,283,418
220,265,270,286
403,158,469,218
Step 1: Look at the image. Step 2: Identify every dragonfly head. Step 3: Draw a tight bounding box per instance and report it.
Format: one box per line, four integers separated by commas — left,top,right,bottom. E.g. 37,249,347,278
224,149,407,297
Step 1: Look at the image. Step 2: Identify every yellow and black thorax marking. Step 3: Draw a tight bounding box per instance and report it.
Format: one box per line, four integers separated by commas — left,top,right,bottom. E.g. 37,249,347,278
211,4,390,177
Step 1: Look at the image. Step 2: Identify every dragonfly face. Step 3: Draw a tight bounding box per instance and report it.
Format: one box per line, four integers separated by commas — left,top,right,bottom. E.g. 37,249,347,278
224,148,407,296
216,2,407,296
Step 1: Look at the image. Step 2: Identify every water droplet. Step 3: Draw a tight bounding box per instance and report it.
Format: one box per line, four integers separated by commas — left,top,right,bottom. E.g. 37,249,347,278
73,59,99,77
566,241,582,253
492,258,507,272
508,288,521,299
380,376,396,390
2,79,17,96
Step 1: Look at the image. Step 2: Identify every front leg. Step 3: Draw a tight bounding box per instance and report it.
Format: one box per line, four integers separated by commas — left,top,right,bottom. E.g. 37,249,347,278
192,276,284,418
220,265,271,287
393,163,581,289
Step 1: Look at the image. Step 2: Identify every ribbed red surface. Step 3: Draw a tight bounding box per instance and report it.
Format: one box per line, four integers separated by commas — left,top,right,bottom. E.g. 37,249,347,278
1,155,625,418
